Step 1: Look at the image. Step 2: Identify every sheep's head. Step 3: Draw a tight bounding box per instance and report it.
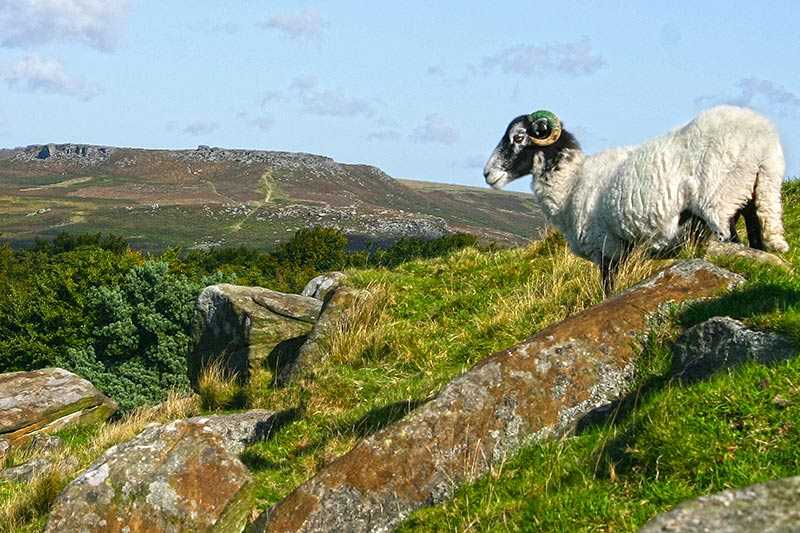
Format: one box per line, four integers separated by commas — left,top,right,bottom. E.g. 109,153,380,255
484,110,575,189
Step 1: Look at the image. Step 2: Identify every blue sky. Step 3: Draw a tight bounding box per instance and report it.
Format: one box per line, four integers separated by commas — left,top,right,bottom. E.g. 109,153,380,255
1,1,799,191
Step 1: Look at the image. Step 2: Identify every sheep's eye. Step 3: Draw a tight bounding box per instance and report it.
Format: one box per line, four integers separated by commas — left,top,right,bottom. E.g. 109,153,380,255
512,134,525,144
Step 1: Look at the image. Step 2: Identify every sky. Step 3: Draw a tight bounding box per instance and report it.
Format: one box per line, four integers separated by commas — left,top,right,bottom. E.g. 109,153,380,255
0,1,799,192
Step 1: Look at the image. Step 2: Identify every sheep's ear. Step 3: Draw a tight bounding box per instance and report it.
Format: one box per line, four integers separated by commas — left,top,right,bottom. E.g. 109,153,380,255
527,110,562,146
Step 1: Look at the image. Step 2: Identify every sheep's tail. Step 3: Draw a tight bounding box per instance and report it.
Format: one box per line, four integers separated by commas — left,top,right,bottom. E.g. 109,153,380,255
753,144,789,252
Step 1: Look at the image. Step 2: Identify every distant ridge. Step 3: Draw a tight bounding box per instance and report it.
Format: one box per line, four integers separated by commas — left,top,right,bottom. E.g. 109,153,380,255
0,144,545,251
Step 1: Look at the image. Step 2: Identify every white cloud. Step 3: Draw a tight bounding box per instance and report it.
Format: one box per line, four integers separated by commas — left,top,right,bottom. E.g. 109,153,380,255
3,55,100,100
696,78,800,118
181,121,219,136
0,0,129,51
482,38,605,77
366,129,401,142
264,76,376,119
410,114,459,145
259,8,323,40
249,116,275,132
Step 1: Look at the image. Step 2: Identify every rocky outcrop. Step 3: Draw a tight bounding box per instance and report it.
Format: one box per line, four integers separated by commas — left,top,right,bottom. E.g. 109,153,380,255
0,368,117,460
191,284,323,383
639,476,800,532
46,418,253,532
278,286,368,384
673,317,796,382
185,410,278,455
255,260,743,532
301,272,347,301
12,143,115,165
705,240,793,271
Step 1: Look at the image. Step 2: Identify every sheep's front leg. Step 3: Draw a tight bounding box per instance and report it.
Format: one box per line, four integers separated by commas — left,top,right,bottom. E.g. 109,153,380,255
600,259,616,297
599,242,633,297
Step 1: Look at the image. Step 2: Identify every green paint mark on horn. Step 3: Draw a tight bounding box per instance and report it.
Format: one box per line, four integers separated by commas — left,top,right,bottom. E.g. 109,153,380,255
529,110,559,124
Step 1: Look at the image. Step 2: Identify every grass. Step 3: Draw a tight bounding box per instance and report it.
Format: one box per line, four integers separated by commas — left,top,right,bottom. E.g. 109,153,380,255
396,182,800,532
2,183,798,531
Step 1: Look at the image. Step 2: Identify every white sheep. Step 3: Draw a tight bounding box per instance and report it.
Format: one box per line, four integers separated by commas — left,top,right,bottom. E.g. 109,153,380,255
484,106,790,293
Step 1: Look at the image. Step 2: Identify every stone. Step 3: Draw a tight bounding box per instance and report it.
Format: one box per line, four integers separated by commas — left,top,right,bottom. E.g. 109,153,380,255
0,455,79,484
705,240,793,271
191,284,323,383
277,287,368,385
186,410,277,455
639,476,800,532
0,458,53,483
0,368,117,459
301,272,347,301
46,418,253,532
28,434,64,454
672,316,796,382
255,260,743,532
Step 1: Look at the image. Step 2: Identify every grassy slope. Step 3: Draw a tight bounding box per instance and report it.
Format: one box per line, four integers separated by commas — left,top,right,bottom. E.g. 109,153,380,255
2,184,798,532
399,181,800,532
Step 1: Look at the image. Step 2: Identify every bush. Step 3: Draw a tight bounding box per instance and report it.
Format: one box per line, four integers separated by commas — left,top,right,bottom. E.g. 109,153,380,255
0,228,481,412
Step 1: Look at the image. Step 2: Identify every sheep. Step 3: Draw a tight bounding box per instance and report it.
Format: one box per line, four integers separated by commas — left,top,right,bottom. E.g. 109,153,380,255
484,106,790,294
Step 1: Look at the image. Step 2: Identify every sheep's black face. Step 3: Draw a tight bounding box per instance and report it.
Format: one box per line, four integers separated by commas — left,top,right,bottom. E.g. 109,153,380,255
484,115,535,189
484,114,578,189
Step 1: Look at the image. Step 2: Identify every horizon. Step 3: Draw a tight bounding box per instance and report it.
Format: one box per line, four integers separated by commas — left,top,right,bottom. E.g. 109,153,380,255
1,1,799,194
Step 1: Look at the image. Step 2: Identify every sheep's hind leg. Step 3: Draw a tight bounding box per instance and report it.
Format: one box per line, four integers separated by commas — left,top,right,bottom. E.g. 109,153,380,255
728,211,742,244
741,199,765,250
753,167,790,252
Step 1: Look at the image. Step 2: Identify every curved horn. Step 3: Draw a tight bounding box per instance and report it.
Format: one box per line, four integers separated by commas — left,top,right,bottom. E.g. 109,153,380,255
528,110,562,146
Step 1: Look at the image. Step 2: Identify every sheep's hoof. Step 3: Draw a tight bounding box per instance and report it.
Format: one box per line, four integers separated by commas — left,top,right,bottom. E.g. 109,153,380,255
765,236,790,253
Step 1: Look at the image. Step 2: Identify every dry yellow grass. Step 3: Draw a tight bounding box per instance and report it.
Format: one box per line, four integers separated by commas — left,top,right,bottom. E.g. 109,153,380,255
196,359,244,411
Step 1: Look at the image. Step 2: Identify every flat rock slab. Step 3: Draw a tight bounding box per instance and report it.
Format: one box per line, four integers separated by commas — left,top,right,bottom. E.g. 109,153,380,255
257,260,743,533
191,284,323,383
46,418,253,532
673,316,796,381
0,368,117,458
639,476,800,532
705,240,793,271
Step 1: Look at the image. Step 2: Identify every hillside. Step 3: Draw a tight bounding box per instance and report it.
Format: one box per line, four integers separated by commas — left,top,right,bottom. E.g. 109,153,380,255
0,144,544,250
1,180,798,531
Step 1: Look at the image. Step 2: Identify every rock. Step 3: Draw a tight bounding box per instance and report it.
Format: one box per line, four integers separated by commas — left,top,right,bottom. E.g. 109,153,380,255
186,410,277,455
705,240,793,271
278,287,368,385
191,284,323,383
0,455,78,483
0,458,53,483
0,368,117,459
46,418,253,532
255,260,743,532
28,434,64,454
301,272,347,301
639,476,800,532
672,317,796,382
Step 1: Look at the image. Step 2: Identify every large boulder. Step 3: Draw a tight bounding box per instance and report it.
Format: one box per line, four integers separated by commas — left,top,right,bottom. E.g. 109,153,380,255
256,260,743,532
0,368,117,460
277,286,368,384
673,316,796,381
46,418,253,532
191,284,323,383
639,476,800,532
